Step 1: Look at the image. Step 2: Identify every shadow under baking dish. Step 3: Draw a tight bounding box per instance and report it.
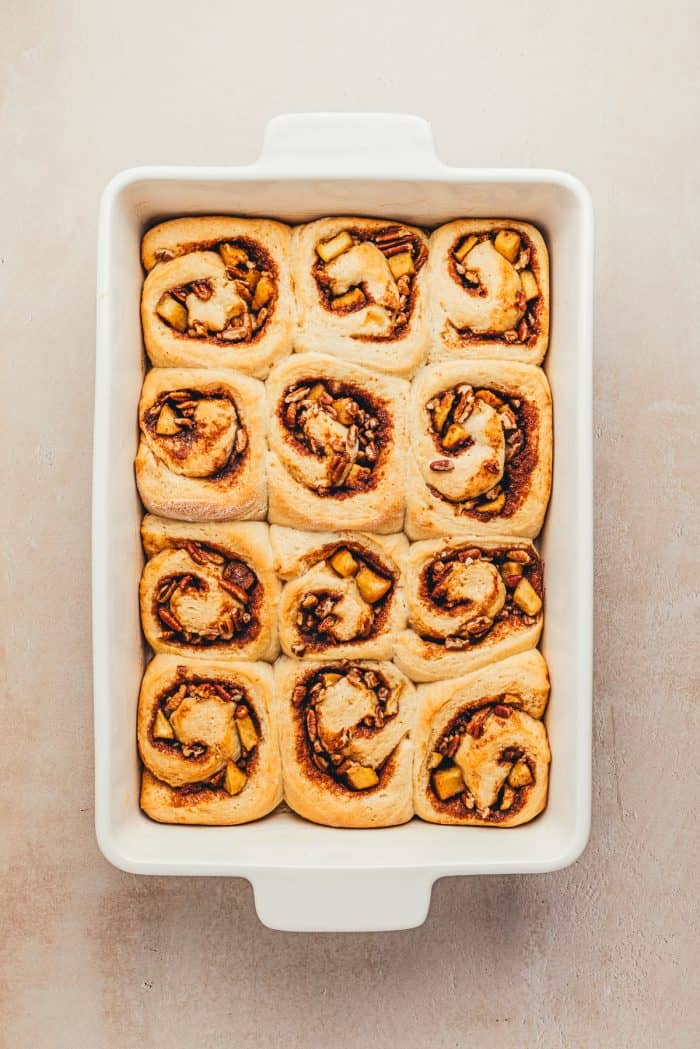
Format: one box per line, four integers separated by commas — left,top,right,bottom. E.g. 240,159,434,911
93,113,593,932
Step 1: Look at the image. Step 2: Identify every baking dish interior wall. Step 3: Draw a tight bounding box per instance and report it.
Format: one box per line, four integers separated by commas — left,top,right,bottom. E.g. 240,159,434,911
98,172,589,871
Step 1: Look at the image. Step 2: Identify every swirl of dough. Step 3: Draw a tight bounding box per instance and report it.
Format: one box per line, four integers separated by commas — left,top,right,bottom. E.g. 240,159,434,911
139,678,250,788
141,387,244,480
412,650,551,826
395,538,544,683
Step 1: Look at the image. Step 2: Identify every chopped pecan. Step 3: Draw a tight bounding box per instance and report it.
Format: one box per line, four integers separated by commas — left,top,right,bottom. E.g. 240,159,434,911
223,560,256,591
185,541,208,565
430,459,454,472
158,607,181,631
156,579,177,604
220,578,249,603
191,280,213,301
466,616,493,637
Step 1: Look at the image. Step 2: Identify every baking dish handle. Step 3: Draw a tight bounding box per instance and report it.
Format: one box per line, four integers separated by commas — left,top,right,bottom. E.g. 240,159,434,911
251,870,434,932
256,113,444,176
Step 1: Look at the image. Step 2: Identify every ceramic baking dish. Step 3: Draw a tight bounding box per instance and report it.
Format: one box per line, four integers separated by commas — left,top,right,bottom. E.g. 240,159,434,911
93,113,593,932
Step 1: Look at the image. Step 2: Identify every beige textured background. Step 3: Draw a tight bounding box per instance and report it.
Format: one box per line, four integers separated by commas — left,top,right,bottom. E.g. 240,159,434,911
2,1,699,1046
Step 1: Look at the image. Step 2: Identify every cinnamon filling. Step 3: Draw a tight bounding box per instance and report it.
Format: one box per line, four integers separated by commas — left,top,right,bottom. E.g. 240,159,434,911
279,378,390,496
418,543,543,649
152,541,261,647
312,224,427,340
154,237,276,345
292,666,400,791
150,677,260,801
425,384,537,518
448,228,544,345
429,702,535,821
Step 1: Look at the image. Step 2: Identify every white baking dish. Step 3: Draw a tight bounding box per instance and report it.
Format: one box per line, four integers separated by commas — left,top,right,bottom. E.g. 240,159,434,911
93,113,593,932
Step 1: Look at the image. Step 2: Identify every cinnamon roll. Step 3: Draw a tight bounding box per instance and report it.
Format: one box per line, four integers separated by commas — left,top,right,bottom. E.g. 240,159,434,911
428,219,549,364
140,516,279,661
405,361,552,539
292,217,429,378
413,650,550,827
271,526,407,662
138,655,283,825
266,353,408,533
274,658,416,828
141,217,294,378
135,368,267,522
395,537,543,682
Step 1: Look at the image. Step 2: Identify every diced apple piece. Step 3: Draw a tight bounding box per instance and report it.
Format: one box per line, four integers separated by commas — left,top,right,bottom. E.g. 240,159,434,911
454,234,478,262
508,759,533,788
520,269,539,301
501,561,524,579
442,422,470,450
323,672,342,687
219,243,249,269
252,274,274,310
494,230,521,262
500,785,516,811
244,268,261,291
156,294,188,333
388,251,415,279
329,547,359,577
331,288,366,311
333,398,357,425
224,761,248,796
432,764,466,801
432,392,454,434
478,493,506,513
356,566,392,604
345,765,379,791
307,383,326,402
474,388,504,408
153,709,175,740
512,578,543,616
156,403,181,436
316,230,353,262
235,714,258,751
428,751,443,770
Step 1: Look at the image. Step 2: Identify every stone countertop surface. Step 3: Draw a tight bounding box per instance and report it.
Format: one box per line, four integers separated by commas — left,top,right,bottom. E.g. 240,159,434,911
2,2,698,1046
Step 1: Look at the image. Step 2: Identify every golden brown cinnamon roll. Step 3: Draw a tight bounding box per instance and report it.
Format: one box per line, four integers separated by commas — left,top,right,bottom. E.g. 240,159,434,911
274,658,416,827
413,650,550,827
271,526,407,662
292,217,429,377
141,217,294,378
405,360,552,539
138,655,283,825
139,516,279,661
266,353,407,533
135,368,267,522
395,537,543,682
428,219,549,364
